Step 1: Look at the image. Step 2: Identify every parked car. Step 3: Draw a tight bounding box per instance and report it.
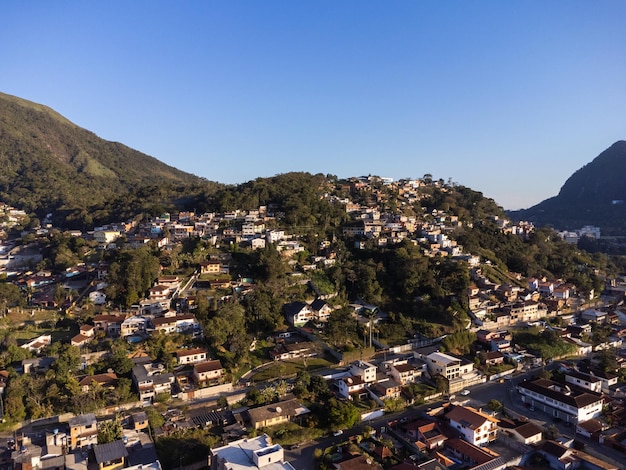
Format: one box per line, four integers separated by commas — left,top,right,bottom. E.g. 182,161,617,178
333,430,344,436
460,389,470,396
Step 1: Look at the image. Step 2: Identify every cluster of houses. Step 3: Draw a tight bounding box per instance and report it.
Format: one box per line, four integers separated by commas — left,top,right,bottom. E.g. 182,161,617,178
84,209,315,260
0,203,28,237
330,176,534,255
467,268,608,332
12,339,226,405
320,347,485,406
2,176,626,469
5,411,161,470
558,225,602,245
388,398,619,470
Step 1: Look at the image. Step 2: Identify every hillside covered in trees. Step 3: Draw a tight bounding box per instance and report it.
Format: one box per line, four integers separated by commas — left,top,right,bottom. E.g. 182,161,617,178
0,92,213,226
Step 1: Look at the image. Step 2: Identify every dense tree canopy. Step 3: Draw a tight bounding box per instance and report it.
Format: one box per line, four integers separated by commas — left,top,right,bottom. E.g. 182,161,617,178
104,245,161,307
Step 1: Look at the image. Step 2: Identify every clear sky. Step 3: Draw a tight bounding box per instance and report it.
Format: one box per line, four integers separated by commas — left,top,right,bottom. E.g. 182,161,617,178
2,1,625,210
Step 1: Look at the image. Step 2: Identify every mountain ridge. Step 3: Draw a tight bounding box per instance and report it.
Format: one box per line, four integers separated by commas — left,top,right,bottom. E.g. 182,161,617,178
0,91,205,218
509,140,626,231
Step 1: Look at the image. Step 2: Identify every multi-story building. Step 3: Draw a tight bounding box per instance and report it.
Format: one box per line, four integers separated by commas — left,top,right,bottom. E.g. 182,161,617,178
175,347,208,365
200,260,222,274
193,360,224,386
505,300,540,324
283,302,315,327
93,230,121,248
93,314,124,337
68,413,98,450
349,360,377,383
446,406,499,447
337,376,367,400
389,362,420,385
564,370,602,393
518,378,604,424
425,352,473,381
132,363,174,403
120,316,151,338
151,314,202,336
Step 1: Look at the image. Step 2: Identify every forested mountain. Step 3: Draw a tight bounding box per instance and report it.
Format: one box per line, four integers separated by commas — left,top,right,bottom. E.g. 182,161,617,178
0,92,208,223
510,141,626,231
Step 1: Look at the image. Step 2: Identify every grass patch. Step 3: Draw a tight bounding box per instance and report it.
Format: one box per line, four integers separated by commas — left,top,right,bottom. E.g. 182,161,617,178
262,421,325,446
482,363,516,375
2,307,59,325
251,358,333,382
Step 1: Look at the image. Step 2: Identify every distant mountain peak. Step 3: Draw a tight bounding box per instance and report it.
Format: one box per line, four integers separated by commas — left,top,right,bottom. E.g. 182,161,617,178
510,141,626,230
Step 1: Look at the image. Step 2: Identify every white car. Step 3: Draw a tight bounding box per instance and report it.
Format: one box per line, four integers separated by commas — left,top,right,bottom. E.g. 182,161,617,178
332,430,344,436
460,389,470,396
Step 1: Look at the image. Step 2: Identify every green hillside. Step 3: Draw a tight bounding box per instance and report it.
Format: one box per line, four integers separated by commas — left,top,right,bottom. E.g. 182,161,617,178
0,92,204,219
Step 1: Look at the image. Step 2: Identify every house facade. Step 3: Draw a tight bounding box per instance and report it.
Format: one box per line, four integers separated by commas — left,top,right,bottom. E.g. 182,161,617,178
121,316,151,338
349,360,377,383
446,406,499,447
93,440,128,470
68,413,98,450
337,376,366,399
389,362,420,385
193,360,224,386
244,398,310,430
176,347,208,365
93,314,124,337
132,363,174,403
425,352,474,381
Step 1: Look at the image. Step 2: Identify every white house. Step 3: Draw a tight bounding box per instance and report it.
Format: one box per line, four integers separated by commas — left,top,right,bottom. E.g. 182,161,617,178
446,405,499,447
88,290,107,305
349,360,377,383
518,378,603,424
336,375,367,400
564,370,602,393
176,347,208,365
121,316,151,338
425,352,474,380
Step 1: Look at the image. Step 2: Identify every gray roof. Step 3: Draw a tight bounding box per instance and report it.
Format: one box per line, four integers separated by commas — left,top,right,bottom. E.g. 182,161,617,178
68,413,96,427
132,364,149,382
93,440,128,464
131,412,148,423
127,441,159,467
192,411,226,427
40,455,66,470
152,373,174,385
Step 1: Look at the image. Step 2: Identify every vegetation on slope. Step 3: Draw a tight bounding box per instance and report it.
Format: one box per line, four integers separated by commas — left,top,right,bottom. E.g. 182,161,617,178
0,92,206,223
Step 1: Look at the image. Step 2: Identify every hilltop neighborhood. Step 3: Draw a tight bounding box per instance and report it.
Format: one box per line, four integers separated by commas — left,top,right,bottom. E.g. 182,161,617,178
0,176,626,470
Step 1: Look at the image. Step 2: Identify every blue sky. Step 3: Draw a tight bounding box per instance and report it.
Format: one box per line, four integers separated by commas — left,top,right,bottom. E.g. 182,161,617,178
2,1,626,210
